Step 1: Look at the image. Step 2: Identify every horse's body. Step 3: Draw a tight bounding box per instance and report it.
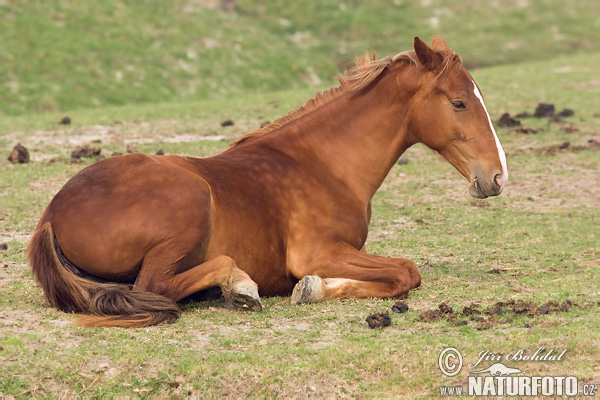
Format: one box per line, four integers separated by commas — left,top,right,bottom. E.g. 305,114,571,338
28,37,507,327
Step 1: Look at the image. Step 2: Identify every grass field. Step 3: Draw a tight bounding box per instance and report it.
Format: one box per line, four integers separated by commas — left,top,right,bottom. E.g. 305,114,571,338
2,0,600,115
1,1,600,398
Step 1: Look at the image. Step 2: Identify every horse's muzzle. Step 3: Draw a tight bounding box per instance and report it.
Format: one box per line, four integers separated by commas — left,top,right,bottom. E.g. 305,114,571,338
469,172,504,199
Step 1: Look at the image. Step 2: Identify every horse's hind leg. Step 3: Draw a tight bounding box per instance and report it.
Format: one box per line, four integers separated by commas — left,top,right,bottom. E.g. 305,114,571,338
134,243,262,311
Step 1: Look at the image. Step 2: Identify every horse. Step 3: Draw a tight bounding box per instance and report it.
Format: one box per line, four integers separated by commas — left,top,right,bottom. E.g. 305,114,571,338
27,36,508,327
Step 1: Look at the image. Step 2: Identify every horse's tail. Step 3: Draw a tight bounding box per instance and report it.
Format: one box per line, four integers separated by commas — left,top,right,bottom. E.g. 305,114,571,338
27,222,181,327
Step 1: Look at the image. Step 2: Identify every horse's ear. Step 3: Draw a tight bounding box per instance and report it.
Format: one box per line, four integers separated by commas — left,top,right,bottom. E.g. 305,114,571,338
413,36,442,71
431,35,448,51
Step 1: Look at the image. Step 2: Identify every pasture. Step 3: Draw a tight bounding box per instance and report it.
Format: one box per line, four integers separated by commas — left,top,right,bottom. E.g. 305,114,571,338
1,1,599,398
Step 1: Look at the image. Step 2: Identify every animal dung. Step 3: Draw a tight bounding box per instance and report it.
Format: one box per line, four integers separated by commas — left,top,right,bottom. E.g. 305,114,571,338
391,301,409,313
511,104,574,122
496,113,521,128
71,145,101,159
507,126,539,135
8,143,30,163
557,108,574,117
414,299,578,328
59,116,71,125
366,311,391,329
534,103,555,118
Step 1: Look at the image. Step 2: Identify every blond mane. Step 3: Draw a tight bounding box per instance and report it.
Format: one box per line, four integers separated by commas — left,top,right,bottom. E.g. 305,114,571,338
230,49,459,147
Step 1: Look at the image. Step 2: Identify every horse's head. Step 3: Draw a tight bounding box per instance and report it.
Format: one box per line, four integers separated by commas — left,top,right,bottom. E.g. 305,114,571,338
406,36,508,198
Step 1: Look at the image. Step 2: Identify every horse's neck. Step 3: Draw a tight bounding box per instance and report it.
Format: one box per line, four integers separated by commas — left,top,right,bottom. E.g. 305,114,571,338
275,72,415,203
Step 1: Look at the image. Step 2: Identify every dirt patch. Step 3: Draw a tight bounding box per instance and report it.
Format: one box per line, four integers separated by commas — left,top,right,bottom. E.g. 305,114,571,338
414,300,578,329
470,199,490,208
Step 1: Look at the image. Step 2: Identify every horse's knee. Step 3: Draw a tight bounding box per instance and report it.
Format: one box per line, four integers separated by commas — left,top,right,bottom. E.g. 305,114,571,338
393,258,421,290
386,264,418,298
403,259,421,288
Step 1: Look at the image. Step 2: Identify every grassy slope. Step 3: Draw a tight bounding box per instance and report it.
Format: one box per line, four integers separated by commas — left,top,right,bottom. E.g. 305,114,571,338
2,0,600,115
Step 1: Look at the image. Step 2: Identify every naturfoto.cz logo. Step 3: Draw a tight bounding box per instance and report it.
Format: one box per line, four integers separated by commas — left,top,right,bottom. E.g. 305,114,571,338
438,347,597,397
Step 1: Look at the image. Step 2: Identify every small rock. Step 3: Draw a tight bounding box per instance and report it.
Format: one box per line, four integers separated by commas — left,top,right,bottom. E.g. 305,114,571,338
396,158,409,165
156,149,165,156
221,119,235,127
8,143,30,164
0,243,7,251
455,320,468,326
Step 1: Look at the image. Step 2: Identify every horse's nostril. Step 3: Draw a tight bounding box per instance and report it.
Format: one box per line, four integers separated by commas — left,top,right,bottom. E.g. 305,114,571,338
494,173,504,190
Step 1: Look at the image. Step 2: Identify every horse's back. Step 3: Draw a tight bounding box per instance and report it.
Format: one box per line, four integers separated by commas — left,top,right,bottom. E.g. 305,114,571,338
44,153,212,280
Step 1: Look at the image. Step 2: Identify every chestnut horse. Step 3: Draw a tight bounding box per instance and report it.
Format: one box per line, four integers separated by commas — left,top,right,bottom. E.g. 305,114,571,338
27,36,507,327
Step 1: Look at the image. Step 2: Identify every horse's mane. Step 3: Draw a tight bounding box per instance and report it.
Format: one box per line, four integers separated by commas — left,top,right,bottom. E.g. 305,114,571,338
230,48,460,147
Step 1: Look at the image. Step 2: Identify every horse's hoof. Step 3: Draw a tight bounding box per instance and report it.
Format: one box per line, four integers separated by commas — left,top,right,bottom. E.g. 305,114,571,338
290,275,323,304
228,283,263,311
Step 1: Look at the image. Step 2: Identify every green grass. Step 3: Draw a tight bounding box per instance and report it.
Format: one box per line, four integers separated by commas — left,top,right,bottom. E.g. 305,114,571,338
2,0,600,115
1,2,599,398
2,50,599,396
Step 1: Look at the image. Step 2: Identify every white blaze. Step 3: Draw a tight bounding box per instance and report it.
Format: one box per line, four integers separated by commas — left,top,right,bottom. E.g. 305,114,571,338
472,80,508,189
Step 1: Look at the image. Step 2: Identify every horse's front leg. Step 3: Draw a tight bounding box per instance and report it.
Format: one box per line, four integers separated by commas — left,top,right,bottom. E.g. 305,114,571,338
289,242,421,304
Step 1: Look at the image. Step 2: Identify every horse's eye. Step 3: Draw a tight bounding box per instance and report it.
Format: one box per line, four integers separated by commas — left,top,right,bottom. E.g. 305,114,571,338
452,100,466,110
